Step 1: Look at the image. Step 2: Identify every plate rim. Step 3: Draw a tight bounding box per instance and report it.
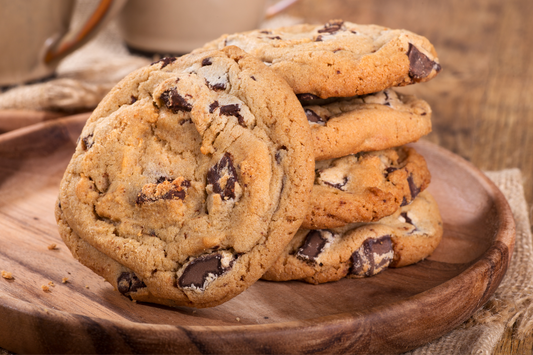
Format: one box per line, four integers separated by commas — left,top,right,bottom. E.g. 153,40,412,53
0,116,516,354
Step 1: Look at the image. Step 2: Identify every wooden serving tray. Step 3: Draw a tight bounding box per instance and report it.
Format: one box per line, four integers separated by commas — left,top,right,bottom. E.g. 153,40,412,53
0,115,515,354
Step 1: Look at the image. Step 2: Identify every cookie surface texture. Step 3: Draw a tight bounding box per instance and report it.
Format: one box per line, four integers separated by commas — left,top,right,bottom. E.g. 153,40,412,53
304,146,431,229
200,20,441,99
56,46,315,308
303,89,432,160
263,190,443,284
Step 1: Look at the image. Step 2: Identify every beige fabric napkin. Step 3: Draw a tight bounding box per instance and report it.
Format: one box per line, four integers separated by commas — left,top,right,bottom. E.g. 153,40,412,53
406,169,533,355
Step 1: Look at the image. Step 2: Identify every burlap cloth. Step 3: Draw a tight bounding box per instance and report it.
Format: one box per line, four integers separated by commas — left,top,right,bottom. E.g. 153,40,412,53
1,3,532,354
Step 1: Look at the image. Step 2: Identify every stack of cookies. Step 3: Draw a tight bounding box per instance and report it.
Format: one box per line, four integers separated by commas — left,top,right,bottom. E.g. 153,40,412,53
56,20,443,308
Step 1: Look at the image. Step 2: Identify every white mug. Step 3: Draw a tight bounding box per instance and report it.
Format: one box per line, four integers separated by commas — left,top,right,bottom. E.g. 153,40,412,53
117,0,299,55
0,0,126,87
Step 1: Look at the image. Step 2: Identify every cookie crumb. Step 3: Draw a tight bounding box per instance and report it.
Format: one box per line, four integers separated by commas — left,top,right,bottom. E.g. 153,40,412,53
85,285,90,289
1,270,13,280
62,277,69,284
41,285,50,292
47,243,58,250
236,317,240,322
48,281,55,287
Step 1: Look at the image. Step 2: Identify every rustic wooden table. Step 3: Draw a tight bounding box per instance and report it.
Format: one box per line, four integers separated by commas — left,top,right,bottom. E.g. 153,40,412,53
284,0,533,353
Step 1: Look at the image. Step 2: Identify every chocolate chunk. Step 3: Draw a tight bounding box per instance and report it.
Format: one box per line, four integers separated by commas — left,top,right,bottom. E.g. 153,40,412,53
219,104,245,126
315,35,323,42
81,134,94,150
136,178,190,205
296,230,329,262
349,235,393,277
317,19,345,34
385,167,398,177
400,196,408,207
151,57,177,69
160,87,193,113
268,36,282,40
297,94,343,106
305,108,326,124
178,253,229,289
117,272,146,295
323,176,348,190
407,43,440,80
260,30,272,34
400,211,419,233
207,81,227,91
156,176,172,184
209,101,220,113
130,96,138,104
297,93,321,101
400,212,413,225
250,76,257,81
407,174,420,200
202,58,212,66
207,152,238,200
275,146,287,164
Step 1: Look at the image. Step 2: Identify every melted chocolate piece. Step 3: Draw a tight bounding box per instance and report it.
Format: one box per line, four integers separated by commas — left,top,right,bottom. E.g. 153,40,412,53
407,174,420,200
297,93,321,101
207,153,238,200
315,35,324,42
136,178,190,204
151,57,177,68
82,134,94,150
407,43,441,80
160,87,193,113
324,176,348,190
349,235,393,277
178,253,229,289
297,94,344,106
275,146,287,164
400,196,408,207
219,104,245,126
117,272,146,295
130,96,138,104
296,230,329,262
209,101,220,113
317,19,345,34
202,58,212,66
208,81,227,91
268,36,282,40
305,108,326,124
385,167,398,177
400,212,413,225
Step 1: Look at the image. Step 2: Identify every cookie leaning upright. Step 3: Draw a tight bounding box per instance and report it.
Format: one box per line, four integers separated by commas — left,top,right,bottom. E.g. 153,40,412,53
55,46,315,308
200,19,441,99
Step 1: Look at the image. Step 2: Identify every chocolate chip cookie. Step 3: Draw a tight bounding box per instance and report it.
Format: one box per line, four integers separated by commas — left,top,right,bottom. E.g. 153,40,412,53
199,19,441,99
304,146,431,229
263,190,443,284
56,46,315,308
302,89,432,160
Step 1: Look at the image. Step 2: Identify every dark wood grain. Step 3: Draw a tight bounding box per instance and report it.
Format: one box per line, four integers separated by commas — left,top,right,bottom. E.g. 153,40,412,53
0,116,514,354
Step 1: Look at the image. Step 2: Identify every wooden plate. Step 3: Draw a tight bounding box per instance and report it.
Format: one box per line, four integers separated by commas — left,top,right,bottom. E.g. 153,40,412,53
0,115,515,354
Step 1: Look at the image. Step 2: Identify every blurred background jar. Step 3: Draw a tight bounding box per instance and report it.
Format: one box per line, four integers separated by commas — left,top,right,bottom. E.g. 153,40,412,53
117,0,299,56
